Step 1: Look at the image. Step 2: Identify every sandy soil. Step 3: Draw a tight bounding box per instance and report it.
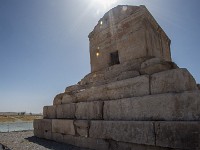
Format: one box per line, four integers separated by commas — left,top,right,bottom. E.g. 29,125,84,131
0,131,90,150
0,116,42,123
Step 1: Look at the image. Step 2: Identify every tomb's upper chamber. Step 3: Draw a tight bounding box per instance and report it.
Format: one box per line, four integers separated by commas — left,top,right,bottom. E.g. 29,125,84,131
89,5,171,72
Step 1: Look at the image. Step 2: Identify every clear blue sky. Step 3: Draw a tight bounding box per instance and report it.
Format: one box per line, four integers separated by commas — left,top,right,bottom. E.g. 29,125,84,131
0,0,199,113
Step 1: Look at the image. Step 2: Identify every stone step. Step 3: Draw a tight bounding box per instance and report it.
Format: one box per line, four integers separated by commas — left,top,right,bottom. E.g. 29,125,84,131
89,120,155,146
34,119,200,149
151,68,197,94
104,91,200,121
140,57,178,75
78,58,177,88
75,75,150,102
44,91,200,121
54,68,197,106
54,74,150,105
89,120,200,149
155,121,200,149
78,57,146,87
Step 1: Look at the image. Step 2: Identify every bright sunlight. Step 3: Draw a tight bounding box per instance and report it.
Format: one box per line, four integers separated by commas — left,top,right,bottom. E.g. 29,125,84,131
94,0,118,9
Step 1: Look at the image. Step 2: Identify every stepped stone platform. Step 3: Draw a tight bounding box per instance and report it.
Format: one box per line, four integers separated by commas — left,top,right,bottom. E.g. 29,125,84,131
34,5,200,150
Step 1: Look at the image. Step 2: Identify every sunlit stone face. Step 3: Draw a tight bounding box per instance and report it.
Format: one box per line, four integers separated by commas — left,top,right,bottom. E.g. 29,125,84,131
89,5,172,72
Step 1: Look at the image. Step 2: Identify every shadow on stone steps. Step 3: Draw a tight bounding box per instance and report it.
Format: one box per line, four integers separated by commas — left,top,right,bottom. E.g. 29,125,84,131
25,136,91,150
0,143,10,150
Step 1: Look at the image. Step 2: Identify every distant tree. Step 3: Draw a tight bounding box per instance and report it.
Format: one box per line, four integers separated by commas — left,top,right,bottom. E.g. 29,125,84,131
20,112,25,115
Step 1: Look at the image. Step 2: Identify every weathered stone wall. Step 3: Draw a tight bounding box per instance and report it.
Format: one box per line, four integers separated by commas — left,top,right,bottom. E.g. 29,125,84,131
35,57,200,150
89,5,171,72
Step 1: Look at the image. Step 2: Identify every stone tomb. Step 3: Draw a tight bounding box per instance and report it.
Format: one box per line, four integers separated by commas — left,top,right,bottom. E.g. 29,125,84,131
34,5,200,150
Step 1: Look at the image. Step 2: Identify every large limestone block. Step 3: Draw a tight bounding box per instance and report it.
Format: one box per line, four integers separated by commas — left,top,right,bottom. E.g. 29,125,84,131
33,119,40,129
151,68,198,94
61,93,75,104
140,60,177,75
76,75,149,102
89,121,155,146
53,93,64,105
141,58,164,68
52,119,75,135
79,72,106,87
63,135,109,150
75,101,103,119
103,58,146,80
155,121,200,149
43,106,56,119
34,129,52,139
33,119,52,139
65,84,83,93
107,75,150,99
76,86,108,102
114,70,140,81
104,91,200,121
56,103,76,119
74,120,90,137
34,119,52,131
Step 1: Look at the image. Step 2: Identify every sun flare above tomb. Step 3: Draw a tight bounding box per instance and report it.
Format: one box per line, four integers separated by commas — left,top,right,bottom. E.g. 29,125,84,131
94,0,118,9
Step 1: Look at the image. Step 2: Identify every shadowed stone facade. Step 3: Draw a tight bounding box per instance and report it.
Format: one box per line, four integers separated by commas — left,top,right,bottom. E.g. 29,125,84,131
34,5,200,150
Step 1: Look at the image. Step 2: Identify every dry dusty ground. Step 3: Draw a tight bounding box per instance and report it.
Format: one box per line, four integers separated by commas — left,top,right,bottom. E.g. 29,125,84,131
0,131,90,150
0,116,42,123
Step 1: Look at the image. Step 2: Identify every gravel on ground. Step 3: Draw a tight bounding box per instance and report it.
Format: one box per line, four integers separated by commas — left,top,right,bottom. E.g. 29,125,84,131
0,131,90,150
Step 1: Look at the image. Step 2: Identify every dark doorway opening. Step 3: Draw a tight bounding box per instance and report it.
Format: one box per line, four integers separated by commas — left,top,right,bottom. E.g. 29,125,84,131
110,51,120,66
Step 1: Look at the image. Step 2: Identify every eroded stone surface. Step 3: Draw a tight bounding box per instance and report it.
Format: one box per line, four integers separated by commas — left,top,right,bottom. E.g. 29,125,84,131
61,93,75,104
33,119,52,139
43,106,56,119
140,61,176,75
53,93,64,105
65,84,82,93
151,68,198,94
74,120,90,137
34,119,52,131
89,121,155,146
75,101,103,120
141,58,164,68
76,75,150,102
89,6,171,72
107,75,150,99
56,103,76,119
52,119,75,135
76,86,108,102
155,121,200,149
104,91,200,121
